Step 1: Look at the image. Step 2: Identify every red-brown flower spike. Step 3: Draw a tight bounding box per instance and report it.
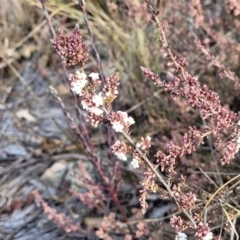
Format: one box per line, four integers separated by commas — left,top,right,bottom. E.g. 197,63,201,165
195,222,213,240
51,25,89,67
170,215,188,233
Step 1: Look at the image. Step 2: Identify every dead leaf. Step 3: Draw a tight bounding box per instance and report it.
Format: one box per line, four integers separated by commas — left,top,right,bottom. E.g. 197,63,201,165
19,44,37,58
83,217,103,228
16,109,36,122
57,83,70,95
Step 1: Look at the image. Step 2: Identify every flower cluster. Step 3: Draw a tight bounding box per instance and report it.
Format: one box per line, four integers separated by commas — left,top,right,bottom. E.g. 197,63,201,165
139,169,156,214
136,136,151,150
155,150,175,174
131,156,140,169
33,191,80,233
81,93,104,115
96,213,116,240
215,119,240,164
70,185,104,209
136,222,149,238
170,216,188,233
129,136,152,169
111,138,151,169
51,25,89,67
89,72,100,81
176,192,197,211
225,0,240,16
103,72,120,98
108,111,135,133
68,70,107,127
141,66,238,134
220,138,240,164
111,140,129,161
194,222,213,240
131,136,151,168
67,63,133,130
52,27,138,175
142,64,240,165
69,71,88,96
194,37,240,89
189,0,204,29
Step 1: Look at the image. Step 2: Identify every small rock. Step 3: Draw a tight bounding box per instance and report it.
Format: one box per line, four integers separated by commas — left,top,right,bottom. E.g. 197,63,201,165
4,144,28,156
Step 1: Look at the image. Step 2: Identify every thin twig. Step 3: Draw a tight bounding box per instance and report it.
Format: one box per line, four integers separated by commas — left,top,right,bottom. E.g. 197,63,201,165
78,0,106,85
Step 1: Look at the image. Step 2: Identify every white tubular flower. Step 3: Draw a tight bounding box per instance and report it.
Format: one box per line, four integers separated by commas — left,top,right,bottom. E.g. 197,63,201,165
81,100,90,110
237,137,240,148
131,158,139,169
115,152,127,161
90,107,103,116
136,136,151,150
120,111,135,125
89,72,99,80
109,111,135,133
112,121,124,132
175,232,187,240
203,232,213,240
92,93,103,107
70,71,88,96
136,142,141,148
71,79,87,95
76,71,87,80
111,140,128,161
127,116,135,125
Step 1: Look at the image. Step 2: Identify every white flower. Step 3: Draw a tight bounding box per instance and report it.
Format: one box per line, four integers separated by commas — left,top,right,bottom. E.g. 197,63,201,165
117,111,125,117
136,142,141,148
237,137,240,147
89,72,99,80
237,120,240,126
110,111,135,133
71,79,88,95
90,107,103,116
69,71,88,95
146,136,151,141
76,71,87,80
136,136,151,150
117,111,135,126
175,232,187,240
115,152,127,161
127,116,135,125
92,93,103,107
203,232,213,240
120,111,128,119
81,100,90,110
111,140,127,160
81,101,103,116
131,158,139,169
106,90,119,96
112,121,124,132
